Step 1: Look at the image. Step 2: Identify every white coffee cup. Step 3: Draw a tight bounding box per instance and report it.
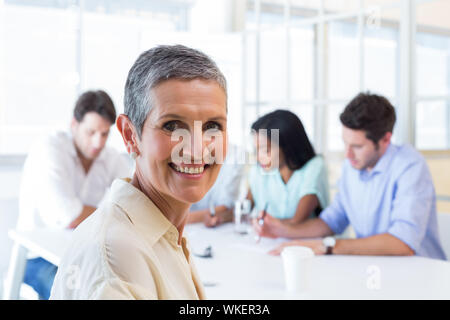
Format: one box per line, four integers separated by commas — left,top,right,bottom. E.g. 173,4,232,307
281,246,314,293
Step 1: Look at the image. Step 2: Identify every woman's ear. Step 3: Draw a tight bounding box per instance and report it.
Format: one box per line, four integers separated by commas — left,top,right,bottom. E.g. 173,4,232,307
116,114,139,155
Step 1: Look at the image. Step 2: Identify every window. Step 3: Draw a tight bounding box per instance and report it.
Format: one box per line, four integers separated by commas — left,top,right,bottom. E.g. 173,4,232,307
245,0,403,154
415,30,450,150
0,0,189,154
1,1,79,154
243,2,315,150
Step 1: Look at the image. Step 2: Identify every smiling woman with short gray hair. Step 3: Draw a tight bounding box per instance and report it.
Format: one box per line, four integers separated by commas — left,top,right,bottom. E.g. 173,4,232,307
50,45,228,300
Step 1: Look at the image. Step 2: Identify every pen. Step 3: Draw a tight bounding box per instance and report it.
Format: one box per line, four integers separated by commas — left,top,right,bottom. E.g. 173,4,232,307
255,203,268,243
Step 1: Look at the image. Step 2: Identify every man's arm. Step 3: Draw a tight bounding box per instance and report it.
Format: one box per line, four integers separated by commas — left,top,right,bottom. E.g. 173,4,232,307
334,233,414,256
283,217,334,238
34,139,87,228
67,205,96,229
333,155,430,257
269,232,415,256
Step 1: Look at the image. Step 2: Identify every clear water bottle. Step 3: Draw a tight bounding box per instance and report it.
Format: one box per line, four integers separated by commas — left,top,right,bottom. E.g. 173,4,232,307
234,199,252,235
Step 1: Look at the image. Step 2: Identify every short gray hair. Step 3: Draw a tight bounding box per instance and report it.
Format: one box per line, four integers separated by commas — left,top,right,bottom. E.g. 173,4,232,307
124,44,227,137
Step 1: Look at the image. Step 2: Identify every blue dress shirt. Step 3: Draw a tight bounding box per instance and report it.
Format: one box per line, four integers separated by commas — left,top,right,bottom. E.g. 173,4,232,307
320,144,446,260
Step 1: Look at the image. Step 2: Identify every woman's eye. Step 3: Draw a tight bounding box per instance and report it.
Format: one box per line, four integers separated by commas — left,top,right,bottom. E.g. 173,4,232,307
204,122,222,131
162,121,180,132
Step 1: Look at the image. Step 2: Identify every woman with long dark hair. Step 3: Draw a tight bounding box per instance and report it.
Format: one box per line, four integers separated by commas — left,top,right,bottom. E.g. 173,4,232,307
248,109,329,237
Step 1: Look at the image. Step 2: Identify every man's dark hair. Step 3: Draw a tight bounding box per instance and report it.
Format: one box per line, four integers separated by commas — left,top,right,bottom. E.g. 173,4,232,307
73,90,116,124
340,92,396,145
251,109,316,171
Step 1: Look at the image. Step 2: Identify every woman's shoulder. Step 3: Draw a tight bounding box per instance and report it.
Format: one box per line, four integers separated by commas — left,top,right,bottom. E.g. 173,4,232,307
248,165,277,190
52,206,114,298
248,164,260,182
306,155,325,168
71,201,142,266
101,201,146,254
101,202,157,276
295,155,325,175
53,204,156,299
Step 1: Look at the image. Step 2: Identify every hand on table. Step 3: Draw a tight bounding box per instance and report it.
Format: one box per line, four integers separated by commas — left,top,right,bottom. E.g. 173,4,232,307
203,208,233,228
252,212,285,239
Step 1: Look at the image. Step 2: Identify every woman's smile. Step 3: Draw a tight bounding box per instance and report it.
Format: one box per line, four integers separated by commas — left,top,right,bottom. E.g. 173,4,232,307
168,162,212,180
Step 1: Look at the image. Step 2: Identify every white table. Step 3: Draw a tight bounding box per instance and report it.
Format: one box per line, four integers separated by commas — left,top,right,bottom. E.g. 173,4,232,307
187,223,450,299
3,228,73,300
4,223,450,300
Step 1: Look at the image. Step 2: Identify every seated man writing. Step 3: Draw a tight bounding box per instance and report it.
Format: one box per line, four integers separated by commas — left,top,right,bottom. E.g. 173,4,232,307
17,90,132,299
254,93,446,260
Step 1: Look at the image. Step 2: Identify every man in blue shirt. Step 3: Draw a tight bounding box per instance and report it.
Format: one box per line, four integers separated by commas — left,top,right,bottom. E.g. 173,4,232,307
254,93,446,260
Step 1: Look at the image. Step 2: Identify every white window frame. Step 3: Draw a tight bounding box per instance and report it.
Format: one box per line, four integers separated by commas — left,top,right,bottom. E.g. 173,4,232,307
243,0,450,202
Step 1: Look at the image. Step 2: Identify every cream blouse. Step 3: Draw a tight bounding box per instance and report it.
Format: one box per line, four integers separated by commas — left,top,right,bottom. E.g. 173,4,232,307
50,178,205,300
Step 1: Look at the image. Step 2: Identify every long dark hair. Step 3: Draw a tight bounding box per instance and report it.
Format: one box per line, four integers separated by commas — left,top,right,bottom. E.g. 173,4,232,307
251,109,316,171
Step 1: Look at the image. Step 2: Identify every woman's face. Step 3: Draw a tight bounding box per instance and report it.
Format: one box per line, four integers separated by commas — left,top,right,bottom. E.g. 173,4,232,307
254,132,283,172
135,78,227,204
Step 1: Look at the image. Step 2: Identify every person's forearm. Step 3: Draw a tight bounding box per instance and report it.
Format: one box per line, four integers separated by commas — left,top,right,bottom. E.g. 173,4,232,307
216,205,233,223
333,233,414,256
67,205,96,229
187,205,232,224
187,209,210,224
282,218,333,239
288,194,319,224
246,190,254,210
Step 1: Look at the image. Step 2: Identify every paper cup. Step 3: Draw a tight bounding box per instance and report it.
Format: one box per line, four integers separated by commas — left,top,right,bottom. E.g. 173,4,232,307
281,246,314,293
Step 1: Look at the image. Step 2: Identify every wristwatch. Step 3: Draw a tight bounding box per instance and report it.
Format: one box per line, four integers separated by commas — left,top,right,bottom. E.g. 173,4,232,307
323,237,336,255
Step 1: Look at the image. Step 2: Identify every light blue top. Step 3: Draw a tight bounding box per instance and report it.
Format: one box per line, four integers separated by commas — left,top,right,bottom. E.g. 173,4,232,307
249,156,329,219
320,144,446,260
